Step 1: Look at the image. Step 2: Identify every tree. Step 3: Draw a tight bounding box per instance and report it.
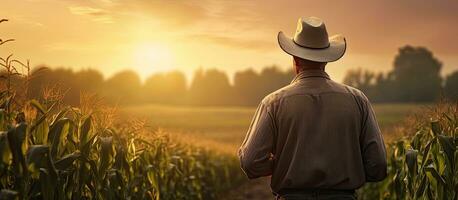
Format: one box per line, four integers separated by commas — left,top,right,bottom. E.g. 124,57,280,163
389,46,442,102
233,66,294,105
143,71,187,104
188,69,233,105
103,70,141,105
28,67,82,105
342,68,376,98
233,69,262,105
76,69,104,94
444,71,458,100
259,66,293,95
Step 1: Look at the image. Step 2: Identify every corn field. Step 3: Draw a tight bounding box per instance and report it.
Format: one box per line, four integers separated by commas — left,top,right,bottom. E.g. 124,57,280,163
359,103,458,200
0,90,243,199
0,18,244,200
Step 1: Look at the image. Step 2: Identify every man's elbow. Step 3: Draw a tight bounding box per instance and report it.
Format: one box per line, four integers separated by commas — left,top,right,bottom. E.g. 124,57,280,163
240,157,261,179
239,154,271,179
365,159,388,182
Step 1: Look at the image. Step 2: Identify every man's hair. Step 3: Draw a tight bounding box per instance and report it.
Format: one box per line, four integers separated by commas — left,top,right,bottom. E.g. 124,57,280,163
293,56,327,70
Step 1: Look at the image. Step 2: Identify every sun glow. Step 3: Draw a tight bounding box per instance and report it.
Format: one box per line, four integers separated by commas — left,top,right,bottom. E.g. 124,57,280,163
133,43,175,78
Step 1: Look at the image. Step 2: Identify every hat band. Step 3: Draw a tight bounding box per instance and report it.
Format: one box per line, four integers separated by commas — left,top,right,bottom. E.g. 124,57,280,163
293,39,330,49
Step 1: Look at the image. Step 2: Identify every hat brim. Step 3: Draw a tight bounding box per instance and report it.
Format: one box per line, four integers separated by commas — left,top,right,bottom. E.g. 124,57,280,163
278,31,346,62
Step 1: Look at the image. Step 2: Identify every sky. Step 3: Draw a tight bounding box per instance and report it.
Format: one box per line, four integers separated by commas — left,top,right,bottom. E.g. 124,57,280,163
1,0,458,82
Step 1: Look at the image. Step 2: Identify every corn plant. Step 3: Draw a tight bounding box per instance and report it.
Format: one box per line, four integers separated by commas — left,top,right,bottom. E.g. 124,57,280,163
359,103,458,200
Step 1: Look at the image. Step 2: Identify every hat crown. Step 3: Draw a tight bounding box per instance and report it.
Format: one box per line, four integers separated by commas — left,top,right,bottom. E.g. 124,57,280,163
293,17,329,49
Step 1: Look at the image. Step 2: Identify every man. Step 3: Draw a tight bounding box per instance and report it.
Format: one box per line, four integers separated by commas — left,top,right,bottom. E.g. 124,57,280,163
238,17,387,199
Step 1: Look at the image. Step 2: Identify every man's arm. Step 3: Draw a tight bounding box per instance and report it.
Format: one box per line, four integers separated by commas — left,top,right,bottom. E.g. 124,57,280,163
360,94,388,182
238,102,275,179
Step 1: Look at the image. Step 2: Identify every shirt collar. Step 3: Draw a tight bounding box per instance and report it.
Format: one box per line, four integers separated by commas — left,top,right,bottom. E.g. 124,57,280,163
291,70,330,84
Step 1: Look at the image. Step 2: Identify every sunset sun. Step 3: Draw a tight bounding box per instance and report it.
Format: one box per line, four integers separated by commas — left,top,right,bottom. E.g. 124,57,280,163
133,43,175,76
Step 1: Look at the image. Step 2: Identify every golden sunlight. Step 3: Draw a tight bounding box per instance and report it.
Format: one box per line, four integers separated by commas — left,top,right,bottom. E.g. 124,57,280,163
132,43,175,77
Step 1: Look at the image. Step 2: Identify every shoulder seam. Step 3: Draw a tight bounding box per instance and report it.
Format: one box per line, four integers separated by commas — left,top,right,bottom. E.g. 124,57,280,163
344,85,364,116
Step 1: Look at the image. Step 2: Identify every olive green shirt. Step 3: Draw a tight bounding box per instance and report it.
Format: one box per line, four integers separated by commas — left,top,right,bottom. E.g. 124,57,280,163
238,70,387,193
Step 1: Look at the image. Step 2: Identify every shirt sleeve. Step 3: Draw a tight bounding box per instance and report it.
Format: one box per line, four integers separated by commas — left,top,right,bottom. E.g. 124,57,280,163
238,101,275,179
359,94,388,182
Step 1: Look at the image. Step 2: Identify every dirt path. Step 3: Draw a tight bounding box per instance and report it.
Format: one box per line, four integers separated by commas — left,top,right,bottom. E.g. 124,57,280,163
222,177,274,200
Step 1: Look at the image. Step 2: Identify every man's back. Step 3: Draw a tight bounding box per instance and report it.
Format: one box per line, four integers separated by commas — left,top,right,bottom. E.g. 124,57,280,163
238,70,387,194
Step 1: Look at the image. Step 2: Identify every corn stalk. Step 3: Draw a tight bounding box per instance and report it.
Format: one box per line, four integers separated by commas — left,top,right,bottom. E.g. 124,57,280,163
359,103,458,200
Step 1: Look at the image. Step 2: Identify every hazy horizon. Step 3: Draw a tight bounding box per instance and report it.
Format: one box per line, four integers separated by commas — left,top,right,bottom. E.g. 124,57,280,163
1,0,458,82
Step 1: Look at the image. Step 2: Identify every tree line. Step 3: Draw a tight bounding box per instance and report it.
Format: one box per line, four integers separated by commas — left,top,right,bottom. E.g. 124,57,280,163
343,45,458,102
2,45,457,106
23,66,294,106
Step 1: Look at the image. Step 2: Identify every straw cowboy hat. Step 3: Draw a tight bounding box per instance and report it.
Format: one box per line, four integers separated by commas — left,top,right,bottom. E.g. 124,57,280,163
278,17,346,62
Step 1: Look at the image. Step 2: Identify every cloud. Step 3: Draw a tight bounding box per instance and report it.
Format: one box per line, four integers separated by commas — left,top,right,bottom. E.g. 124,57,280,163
68,6,114,23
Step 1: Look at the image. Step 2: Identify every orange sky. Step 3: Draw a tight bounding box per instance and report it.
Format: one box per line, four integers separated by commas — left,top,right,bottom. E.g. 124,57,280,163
1,0,457,82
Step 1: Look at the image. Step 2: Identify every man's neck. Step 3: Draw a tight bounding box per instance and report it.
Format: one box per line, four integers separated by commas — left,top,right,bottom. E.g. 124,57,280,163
296,66,325,74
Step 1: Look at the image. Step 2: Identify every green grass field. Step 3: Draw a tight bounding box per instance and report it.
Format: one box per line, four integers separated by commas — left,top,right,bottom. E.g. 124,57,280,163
120,103,429,152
